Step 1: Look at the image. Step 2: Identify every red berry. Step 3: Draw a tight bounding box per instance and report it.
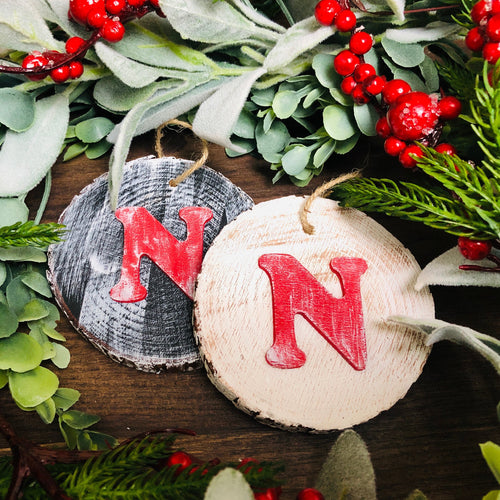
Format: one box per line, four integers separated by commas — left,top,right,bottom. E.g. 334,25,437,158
65,36,86,55
69,0,105,24
465,27,485,51
69,60,84,79
101,18,126,42
375,116,391,138
363,75,386,96
434,142,457,155
486,13,500,41
296,488,325,500
87,5,107,28
349,31,373,55
458,237,492,260
381,79,411,104
22,52,49,81
351,84,370,104
471,0,490,24
353,63,376,83
399,144,424,168
387,91,439,141
314,0,342,26
238,457,263,474
384,136,406,156
50,65,71,83
333,50,359,76
166,451,193,472
438,96,461,120
105,0,126,15
483,41,500,63
128,0,146,5
335,9,357,32
254,487,282,500
150,0,160,6
340,75,357,94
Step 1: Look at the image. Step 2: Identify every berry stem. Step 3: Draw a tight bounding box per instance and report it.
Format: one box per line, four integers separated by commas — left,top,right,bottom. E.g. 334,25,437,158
0,31,101,76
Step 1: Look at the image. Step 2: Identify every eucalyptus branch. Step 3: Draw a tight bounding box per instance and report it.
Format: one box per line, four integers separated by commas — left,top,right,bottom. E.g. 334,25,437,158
330,177,497,238
0,221,65,249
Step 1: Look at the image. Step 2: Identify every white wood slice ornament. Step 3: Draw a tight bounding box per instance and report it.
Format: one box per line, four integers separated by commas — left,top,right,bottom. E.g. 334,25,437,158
48,156,253,372
194,196,434,431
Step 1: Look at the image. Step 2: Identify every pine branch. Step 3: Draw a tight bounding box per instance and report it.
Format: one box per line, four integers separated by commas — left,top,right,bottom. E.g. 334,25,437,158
330,177,497,239
0,221,65,249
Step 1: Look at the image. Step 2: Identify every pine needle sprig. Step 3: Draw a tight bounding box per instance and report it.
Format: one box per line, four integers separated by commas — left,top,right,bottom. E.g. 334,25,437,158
330,177,496,238
415,147,500,238
0,221,66,248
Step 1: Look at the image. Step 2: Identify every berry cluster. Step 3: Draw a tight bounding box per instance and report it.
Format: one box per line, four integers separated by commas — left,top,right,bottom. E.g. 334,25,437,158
314,0,499,263
165,452,325,500
14,0,163,83
465,0,500,63
316,0,462,169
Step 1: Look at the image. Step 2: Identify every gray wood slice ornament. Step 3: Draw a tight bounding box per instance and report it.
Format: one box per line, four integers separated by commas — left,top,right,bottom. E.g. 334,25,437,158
48,156,253,372
194,196,434,431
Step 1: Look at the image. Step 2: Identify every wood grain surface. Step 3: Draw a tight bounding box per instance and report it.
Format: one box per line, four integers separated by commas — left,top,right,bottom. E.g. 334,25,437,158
1,131,499,499
47,156,253,372
195,196,433,431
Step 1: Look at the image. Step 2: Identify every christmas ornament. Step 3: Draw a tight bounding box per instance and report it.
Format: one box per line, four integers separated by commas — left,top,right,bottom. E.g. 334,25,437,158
194,195,434,431
48,156,253,372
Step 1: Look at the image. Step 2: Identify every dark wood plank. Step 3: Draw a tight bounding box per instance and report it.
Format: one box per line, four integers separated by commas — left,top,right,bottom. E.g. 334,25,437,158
2,131,499,499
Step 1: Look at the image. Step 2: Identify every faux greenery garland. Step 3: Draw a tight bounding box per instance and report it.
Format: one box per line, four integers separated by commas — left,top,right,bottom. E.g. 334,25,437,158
0,0,498,497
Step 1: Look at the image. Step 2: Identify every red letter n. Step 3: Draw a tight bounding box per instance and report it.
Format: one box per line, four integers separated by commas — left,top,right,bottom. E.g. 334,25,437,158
110,206,213,302
258,254,368,371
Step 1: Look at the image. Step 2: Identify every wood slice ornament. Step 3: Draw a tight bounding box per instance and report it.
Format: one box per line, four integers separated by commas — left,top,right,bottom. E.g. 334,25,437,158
48,156,253,372
194,196,435,431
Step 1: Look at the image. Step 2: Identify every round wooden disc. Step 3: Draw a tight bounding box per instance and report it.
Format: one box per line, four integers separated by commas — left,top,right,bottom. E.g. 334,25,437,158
48,156,254,372
194,196,434,431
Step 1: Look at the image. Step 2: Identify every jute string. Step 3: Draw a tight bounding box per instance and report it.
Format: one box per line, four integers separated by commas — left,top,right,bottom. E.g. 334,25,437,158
300,170,361,235
155,119,209,187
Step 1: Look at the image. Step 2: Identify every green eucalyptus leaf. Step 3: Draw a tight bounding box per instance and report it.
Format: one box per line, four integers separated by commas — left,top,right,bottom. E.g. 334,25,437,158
262,150,283,163
481,442,500,484
419,56,440,92
0,261,5,287
381,37,425,68
53,387,81,411
272,90,300,119
334,133,360,154
281,145,311,176
233,108,256,139
36,397,56,424
312,53,342,89
0,94,70,197
251,87,275,107
0,198,29,226
0,89,35,132
17,298,49,322
263,110,275,134
63,142,88,162
204,468,254,500
0,246,47,262
79,430,119,451
62,410,101,430
353,104,379,137
6,277,33,315
225,138,255,157
85,138,112,159
0,332,43,372
75,117,115,144
51,343,70,369
0,370,7,389
291,170,314,187
303,87,324,108
315,429,376,500
59,419,79,450
313,139,336,168
323,105,357,141
0,302,19,338
255,120,290,154
21,271,52,298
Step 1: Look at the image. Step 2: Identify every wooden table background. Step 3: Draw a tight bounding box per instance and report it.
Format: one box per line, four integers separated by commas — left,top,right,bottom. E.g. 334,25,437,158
1,130,499,499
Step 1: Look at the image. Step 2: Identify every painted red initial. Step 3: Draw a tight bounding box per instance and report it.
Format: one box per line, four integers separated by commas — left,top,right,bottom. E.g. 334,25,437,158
110,206,213,302
258,254,368,371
